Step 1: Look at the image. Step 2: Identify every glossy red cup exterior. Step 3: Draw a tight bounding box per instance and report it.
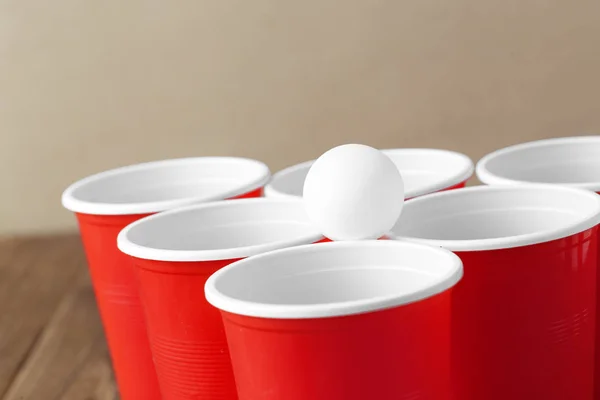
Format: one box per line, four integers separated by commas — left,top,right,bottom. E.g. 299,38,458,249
476,136,600,399
74,190,260,399
264,148,474,200
404,181,467,201
221,293,451,400
205,241,463,400
76,212,159,400
391,185,600,400
117,199,323,400
450,233,597,400
132,258,242,400
439,180,467,191
62,157,270,399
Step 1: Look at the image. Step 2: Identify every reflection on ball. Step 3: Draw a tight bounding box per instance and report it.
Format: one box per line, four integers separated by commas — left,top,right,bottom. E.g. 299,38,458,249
303,144,405,241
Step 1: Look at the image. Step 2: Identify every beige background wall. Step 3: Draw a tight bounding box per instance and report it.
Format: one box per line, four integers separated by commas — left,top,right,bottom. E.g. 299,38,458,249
1,0,600,234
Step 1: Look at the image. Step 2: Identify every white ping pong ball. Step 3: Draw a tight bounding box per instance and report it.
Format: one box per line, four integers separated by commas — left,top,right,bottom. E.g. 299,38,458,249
303,144,405,241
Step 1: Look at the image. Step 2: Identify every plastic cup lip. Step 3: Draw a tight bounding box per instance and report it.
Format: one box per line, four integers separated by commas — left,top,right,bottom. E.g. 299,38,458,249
382,148,474,197
263,160,314,199
389,184,600,252
476,136,600,191
117,198,323,262
204,240,463,319
61,157,271,216
263,148,474,199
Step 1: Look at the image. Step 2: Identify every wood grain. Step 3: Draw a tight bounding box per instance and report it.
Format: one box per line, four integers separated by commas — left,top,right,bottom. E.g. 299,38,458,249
0,234,117,400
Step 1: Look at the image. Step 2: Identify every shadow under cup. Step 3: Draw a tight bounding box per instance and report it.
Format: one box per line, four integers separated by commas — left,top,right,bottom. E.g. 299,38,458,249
205,240,463,400
391,185,600,400
62,157,270,400
117,198,324,400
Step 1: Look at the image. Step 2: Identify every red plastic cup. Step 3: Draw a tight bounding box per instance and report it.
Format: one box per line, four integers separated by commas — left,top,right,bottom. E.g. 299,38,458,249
476,136,600,190
204,240,463,400
61,157,270,400
477,136,600,399
117,198,324,400
390,185,600,400
264,148,474,199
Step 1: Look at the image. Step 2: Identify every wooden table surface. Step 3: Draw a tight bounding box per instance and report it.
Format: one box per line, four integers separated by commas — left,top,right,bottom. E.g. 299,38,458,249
0,234,118,400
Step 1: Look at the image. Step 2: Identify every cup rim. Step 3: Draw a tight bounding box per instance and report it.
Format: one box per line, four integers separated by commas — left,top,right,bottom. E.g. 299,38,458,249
204,240,463,319
62,157,271,215
389,184,600,251
117,198,323,262
476,136,600,191
383,148,474,197
264,148,474,199
263,160,315,199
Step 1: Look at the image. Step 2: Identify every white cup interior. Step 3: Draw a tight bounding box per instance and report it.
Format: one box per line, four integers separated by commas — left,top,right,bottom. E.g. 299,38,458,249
117,198,323,261
205,240,463,319
384,149,474,197
264,149,473,199
62,157,270,215
264,160,313,199
477,136,600,191
391,185,600,251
